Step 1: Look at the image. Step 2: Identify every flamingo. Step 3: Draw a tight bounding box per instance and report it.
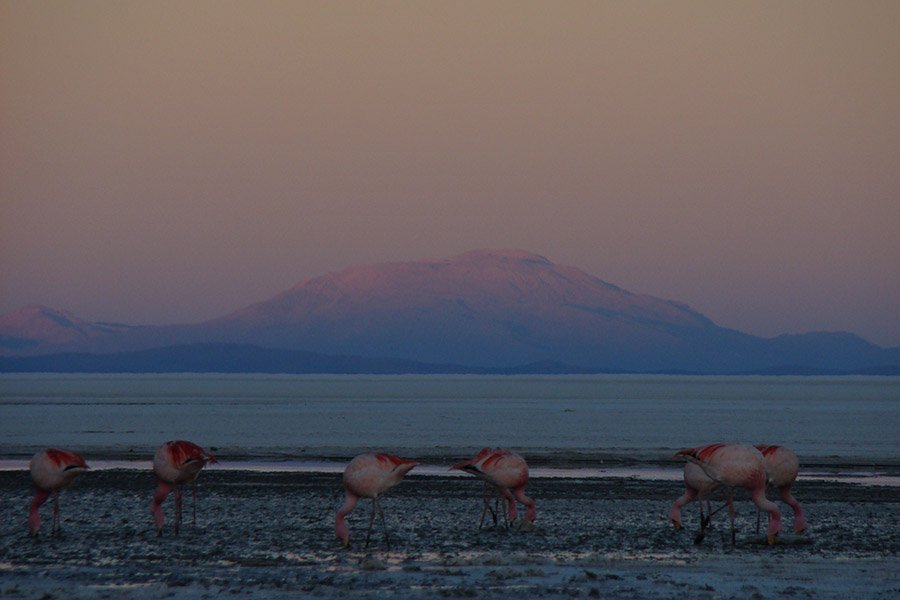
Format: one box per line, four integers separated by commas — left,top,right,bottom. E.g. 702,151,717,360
335,452,417,549
452,448,536,528
151,440,216,535
675,443,781,544
756,444,807,534
28,448,89,536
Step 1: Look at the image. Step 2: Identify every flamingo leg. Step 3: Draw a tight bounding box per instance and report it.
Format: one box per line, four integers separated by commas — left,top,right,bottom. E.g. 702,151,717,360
364,498,377,548
699,498,712,527
695,492,732,545
727,495,736,545
52,492,60,537
192,483,197,527
502,489,517,527
174,486,183,536
377,498,391,549
693,511,708,545
696,497,712,529
479,485,508,530
480,483,497,529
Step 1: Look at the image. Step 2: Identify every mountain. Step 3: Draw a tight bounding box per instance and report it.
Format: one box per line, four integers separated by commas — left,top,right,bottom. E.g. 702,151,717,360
201,249,723,369
2,250,898,373
0,305,134,353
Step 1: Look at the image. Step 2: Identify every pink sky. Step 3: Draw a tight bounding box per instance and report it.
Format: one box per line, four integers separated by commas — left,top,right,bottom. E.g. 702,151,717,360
1,1,899,346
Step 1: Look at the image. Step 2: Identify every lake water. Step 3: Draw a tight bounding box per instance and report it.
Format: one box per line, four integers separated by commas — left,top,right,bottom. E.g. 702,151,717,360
1,374,897,474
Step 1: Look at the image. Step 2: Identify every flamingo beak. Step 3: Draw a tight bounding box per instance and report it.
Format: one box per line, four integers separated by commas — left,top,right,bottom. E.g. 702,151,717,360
672,521,683,530
767,534,776,545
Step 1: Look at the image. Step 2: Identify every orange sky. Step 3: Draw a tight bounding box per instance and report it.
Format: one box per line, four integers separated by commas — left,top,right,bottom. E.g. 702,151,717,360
2,1,899,345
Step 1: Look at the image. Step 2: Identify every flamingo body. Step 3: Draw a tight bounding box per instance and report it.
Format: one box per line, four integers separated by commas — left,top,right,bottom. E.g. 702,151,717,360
453,447,536,524
335,452,417,548
756,444,807,533
151,440,216,535
29,448,89,536
675,443,782,543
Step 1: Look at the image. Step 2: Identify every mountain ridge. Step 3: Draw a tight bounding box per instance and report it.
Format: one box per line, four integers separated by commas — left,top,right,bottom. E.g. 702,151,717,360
2,249,897,373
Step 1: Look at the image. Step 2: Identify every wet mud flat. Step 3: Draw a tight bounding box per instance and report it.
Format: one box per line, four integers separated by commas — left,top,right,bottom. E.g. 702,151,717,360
1,470,898,599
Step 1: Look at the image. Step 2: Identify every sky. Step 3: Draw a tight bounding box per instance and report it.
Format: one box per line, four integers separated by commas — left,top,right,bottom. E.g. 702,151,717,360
1,1,899,346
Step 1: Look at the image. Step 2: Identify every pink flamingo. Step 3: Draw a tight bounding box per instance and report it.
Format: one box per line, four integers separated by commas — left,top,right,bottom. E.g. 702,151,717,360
151,440,216,535
675,443,782,544
29,448,89,536
452,448,536,528
756,444,807,534
335,452,417,548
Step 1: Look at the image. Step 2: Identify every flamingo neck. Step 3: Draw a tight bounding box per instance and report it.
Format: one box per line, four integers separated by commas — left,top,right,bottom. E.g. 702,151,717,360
751,488,782,538
151,480,174,531
335,491,359,546
29,488,50,533
669,487,698,527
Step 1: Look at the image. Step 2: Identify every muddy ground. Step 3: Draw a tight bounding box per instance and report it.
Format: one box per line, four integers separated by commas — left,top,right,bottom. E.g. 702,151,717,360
1,470,897,599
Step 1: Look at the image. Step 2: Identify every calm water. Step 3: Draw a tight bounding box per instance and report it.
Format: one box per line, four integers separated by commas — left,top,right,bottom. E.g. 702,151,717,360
1,374,897,468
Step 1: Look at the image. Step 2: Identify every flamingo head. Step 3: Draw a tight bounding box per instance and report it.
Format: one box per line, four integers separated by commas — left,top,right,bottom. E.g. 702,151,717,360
668,506,683,529
451,460,483,478
336,520,350,548
392,457,418,476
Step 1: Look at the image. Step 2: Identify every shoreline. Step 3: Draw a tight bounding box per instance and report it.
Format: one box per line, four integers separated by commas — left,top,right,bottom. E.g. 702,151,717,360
1,458,898,487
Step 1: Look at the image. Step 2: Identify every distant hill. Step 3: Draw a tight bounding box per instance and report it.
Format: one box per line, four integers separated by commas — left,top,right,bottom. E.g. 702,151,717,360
0,343,469,374
1,343,897,376
2,249,898,374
